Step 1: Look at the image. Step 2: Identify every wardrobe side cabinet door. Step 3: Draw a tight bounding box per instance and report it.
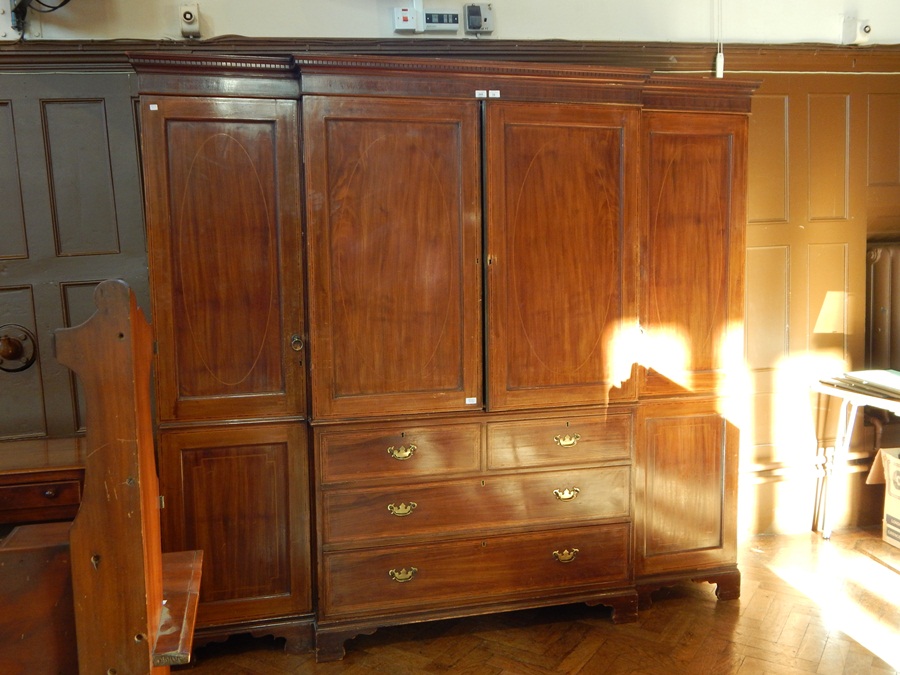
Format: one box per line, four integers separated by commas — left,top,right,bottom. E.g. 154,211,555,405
303,96,482,420
158,423,312,625
634,398,739,576
640,112,748,397
486,102,640,411
140,96,305,422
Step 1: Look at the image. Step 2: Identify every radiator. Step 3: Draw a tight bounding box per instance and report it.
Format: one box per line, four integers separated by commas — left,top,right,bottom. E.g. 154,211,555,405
867,244,900,370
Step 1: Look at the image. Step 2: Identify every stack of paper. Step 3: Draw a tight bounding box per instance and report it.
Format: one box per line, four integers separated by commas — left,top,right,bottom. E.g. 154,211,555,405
824,369,900,399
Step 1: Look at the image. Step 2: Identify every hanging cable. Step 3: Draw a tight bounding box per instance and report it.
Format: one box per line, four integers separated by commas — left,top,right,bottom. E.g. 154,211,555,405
29,0,72,11
715,0,725,78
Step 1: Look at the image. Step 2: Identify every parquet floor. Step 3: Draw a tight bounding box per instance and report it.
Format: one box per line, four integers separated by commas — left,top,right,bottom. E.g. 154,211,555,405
177,528,900,674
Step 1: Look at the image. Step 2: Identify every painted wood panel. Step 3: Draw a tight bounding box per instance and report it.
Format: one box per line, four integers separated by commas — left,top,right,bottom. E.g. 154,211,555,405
748,95,789,224
744,74,871,535
868,94,900,186
0,72,147,440
866,87,900,237
807,242,849,358
60,280,103,432
808,94,849,221
0,286,45,439
746,246,789,370
0,102,26,260
43,100,120,256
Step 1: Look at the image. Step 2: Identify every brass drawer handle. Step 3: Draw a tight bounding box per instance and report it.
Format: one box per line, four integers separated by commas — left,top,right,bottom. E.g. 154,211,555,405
553,548,579,563
553,487,580,502
389,567,418,583
387,444,417,461
554,433,581,448
387,501,417,517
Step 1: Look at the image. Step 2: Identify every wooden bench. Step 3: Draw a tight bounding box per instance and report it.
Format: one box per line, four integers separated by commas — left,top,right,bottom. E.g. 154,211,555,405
0,280,202,674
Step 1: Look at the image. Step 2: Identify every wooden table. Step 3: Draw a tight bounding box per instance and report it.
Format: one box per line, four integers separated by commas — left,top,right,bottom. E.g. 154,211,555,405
811,379,900,539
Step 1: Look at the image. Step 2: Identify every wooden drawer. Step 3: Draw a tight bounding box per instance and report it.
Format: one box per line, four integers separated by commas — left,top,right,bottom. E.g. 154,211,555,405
321,522,631,619
487,413,631,470
0,480,82,524
317,422,482,485
322,466,630,545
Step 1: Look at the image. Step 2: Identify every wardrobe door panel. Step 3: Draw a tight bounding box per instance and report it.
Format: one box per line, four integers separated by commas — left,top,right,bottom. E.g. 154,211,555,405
140,96,305,422
158,423,311,625
640,112,747,397
635,398,738,576
304,96,482,420
486,102,639,411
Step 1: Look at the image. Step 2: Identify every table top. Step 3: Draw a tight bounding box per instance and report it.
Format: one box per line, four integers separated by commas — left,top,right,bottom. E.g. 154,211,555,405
812,379,900,416
0,437,86,476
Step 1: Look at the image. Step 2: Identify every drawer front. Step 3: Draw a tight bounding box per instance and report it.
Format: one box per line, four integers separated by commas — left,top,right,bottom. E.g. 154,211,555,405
322,466,630,545
487,413,632,470
321,522,631,618
0,480,82,523
317,422,482,485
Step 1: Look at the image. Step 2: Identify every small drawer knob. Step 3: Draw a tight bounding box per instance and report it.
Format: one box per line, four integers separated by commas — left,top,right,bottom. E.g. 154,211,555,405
43,488,59,499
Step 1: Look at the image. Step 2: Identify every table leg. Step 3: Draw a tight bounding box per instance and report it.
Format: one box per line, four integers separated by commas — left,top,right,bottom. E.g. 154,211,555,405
822,398,859,539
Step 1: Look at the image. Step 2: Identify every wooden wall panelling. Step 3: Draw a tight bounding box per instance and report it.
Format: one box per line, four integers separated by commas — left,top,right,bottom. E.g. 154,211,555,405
0,72,147,439
0,101,26,259
0,286,45,437
744,74,872,534
866,78,900,239
43,99,121,255
747,94,790,224
59,280,104,432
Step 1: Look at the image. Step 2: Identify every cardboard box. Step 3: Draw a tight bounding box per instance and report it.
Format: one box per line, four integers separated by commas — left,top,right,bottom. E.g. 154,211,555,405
866,447,900,549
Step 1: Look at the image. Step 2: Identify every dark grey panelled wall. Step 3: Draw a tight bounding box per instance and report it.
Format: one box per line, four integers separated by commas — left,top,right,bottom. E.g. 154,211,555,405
0,72,148,439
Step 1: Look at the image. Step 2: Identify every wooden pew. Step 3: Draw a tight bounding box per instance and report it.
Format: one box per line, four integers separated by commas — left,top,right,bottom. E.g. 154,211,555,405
0,280,202,674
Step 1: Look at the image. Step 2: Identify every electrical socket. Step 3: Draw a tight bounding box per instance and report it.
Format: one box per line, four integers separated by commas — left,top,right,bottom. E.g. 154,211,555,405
393,6,419,32
464,3,493,34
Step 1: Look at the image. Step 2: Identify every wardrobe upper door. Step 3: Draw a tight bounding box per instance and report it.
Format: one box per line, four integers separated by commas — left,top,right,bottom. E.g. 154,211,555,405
485,102,640,412
303,96,482,420
140,96,305,423
640,111,748,398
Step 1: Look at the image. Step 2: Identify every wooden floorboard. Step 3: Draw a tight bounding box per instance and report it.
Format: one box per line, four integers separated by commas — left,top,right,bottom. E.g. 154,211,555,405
176,528,900,674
